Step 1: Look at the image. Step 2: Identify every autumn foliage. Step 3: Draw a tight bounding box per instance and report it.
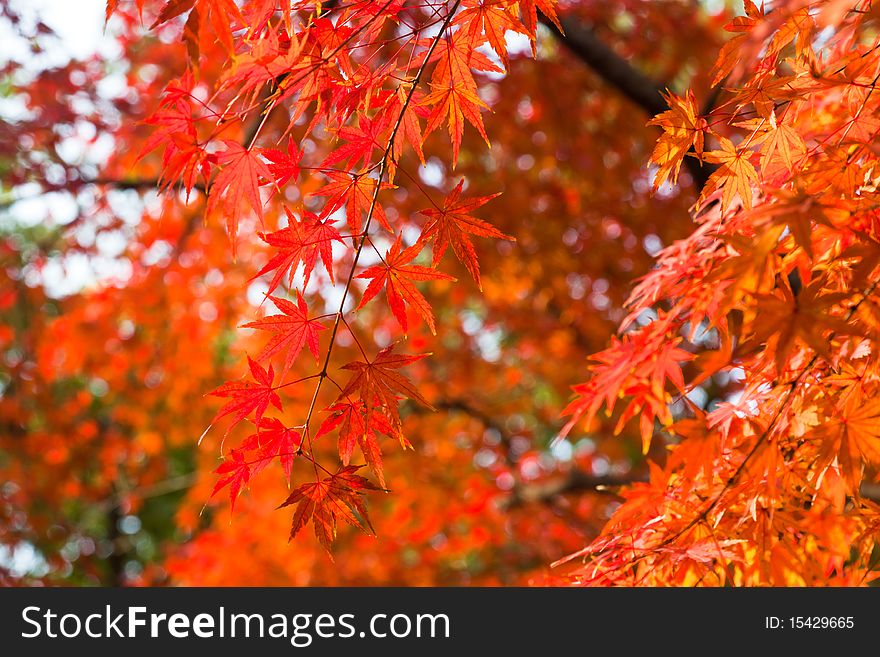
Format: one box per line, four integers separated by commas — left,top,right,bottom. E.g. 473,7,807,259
2,0,880,586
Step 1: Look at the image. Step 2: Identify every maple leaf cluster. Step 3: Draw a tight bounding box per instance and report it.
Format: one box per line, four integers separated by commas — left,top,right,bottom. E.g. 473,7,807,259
560,1,880,585
114,0,529,553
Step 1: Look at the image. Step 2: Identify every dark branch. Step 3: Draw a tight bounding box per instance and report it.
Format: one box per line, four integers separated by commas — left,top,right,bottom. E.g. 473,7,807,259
84,177,206,194
424,400,642,507
502,468,880,508
502,468,643,510
433,399,513,445
421,398,518,468
862,481,880,504
548,17,667,117
422,398,880,508
542,15,714,190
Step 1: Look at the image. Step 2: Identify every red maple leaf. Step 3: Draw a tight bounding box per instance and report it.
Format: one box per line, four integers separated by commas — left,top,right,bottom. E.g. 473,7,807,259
312,170,392,235
254,208,343,296
140,77,208,196
318,401,366,467
238,417,302,480
338,345,433,411
263,137,302,187
208,356,282,437
278,466,381,555
318,400,401,487
140,98,196,161
321,113,392,171
151,0,244,54
355,410,398,488
356,236,455,334
208,140,272,254
211,450,249,511
419,179,510,289
241,291,326,375
150,0,197,28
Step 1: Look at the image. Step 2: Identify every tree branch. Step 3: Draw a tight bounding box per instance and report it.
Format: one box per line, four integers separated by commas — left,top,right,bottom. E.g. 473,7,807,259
502,468,880,508
501,468,642,510
861,481,880,503
84,177,205,194
434,399,513,445
417,399,880,508
542,15,714,190
548,17,667,117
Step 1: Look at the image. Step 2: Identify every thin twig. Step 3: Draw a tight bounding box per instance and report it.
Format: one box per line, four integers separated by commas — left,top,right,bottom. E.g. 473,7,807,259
296,0,463,476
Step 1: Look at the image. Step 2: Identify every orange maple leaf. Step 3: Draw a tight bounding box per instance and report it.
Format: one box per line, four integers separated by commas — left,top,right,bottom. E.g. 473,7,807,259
747,277,853,372
702,136,759,211
812,396,880,493
648,90,706,189
454,0,527,67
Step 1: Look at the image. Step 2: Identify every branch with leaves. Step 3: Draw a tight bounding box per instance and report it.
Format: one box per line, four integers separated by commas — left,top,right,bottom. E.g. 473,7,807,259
556,1,880,585
543,14,716,189
120,0,529,554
